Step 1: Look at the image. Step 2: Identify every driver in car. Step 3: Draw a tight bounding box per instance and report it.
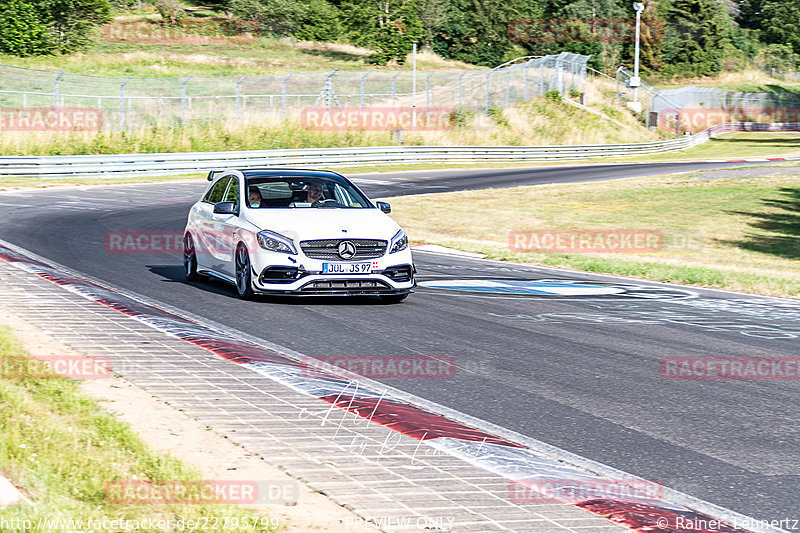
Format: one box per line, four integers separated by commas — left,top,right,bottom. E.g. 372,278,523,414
248,187,262,208
306,182,324,204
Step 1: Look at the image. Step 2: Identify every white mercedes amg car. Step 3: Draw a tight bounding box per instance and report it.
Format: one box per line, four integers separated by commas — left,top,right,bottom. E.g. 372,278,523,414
183,169,415,302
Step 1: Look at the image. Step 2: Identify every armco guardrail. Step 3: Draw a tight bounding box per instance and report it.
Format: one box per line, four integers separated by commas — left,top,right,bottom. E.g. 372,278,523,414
1,122,797,179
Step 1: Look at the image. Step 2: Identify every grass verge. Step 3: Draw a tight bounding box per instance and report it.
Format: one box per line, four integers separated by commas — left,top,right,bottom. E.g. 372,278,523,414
386,172,800,298
0,326,278,532
649,69,800,94
594,132,800,163
0,37,479,78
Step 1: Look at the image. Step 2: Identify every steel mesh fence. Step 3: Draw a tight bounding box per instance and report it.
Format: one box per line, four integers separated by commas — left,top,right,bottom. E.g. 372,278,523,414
0,53,589,130
613,67,800,133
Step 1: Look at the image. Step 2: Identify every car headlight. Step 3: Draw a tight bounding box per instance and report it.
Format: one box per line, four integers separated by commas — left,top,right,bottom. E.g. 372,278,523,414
257,230,296,254
389,230,408,254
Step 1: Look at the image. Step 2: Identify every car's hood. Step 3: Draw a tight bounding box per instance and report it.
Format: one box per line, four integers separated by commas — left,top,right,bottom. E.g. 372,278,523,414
242,208,402,242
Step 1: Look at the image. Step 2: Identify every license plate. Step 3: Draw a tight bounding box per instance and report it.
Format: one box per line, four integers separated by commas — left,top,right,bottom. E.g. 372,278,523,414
322,262,375,274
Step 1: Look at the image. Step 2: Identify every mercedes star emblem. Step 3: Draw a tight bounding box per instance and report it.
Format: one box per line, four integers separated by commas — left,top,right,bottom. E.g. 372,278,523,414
338,241,357,260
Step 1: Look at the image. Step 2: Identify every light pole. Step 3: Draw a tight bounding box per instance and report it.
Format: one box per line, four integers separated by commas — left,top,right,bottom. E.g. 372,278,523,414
412,41,417,129
631,2,644,106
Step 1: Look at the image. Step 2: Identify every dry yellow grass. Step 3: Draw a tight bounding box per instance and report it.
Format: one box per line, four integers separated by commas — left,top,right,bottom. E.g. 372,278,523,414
387,172,800,297
0,90,658,155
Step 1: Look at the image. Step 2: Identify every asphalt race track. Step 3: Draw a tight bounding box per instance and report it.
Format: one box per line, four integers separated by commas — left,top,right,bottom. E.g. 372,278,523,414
1,161,798,524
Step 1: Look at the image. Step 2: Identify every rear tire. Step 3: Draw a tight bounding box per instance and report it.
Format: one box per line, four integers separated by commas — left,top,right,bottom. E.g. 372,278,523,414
235,244,255,300
183,234,203,282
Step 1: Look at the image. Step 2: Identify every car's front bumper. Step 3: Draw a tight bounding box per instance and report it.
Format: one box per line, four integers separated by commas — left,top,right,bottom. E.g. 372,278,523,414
250,249,415,296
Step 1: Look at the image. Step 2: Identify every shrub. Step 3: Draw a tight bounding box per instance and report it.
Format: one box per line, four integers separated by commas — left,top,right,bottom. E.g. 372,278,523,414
544,89,562,102
487,106,509,127
153,0,185,23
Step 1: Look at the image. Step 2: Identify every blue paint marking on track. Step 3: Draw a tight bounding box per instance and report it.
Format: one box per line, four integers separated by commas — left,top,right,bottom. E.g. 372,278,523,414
419,279,698,300
419,279,626,296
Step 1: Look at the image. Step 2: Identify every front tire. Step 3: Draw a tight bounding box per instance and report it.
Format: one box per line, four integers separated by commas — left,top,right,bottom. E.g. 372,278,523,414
183,233,203,282
235,244,255,300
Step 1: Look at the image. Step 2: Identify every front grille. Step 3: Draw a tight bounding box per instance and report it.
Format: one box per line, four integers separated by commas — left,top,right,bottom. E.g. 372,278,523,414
300,279,391,293
300,239,387,260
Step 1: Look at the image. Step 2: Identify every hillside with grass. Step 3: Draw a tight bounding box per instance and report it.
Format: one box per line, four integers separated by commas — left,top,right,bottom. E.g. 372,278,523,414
0,3,667,156
2,0,799,157
0,92,661,156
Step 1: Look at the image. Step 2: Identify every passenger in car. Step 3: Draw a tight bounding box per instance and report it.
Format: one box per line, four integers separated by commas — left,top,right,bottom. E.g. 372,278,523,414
248,187,263,208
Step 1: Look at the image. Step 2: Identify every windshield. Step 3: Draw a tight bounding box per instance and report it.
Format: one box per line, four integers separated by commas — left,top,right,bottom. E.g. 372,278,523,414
245,175,373,209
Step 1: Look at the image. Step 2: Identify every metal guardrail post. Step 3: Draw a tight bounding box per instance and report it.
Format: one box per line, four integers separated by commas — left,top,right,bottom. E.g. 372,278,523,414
391,72,401,107
53,71,65,110
282,73,292,117
119,77,131,130
556,59,564,94
485,71,491,113
181,76,191,126
458,71,466,110
505,69,511,108
360,70,370,108
235,76,246,120
539,60,544,96
523,61,529,101
425,72,434,109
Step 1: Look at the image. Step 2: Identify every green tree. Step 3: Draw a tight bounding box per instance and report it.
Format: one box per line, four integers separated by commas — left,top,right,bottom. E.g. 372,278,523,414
552,0,626,72
633,0,667,71
753,0,800,55
0,0,53,55
434,0,524,66
340,0,423,64
228,0,306,36
39,0,111,52
661,0,732,76
295,0,342,42
0,0,109,55
418,0,448,49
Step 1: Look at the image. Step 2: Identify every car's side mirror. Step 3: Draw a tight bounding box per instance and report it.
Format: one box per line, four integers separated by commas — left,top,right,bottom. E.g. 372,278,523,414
376,201,391,214
213,201,238,215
